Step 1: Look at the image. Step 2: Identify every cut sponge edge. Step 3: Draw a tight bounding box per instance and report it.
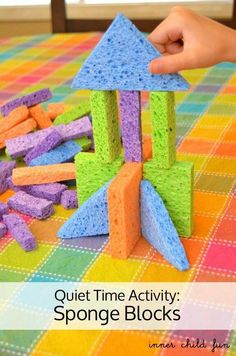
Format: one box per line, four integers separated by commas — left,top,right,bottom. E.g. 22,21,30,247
58,182,110,238
75,152,124,205
143,159,194,237
140,180,189,271
108,162,142,259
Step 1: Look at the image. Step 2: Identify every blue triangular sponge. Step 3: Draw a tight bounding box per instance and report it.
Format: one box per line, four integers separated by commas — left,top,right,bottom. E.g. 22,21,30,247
58,183,109,239
140,180,189,271
72,14,189,92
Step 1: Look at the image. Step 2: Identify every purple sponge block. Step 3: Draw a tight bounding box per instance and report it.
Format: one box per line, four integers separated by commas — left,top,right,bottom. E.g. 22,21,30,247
0,161,16,194
0,202,9,219
60,117,92,141
24,130,63,164
0,88,52,117
7,177,67,203
3,213,36,251
0,222,7,238
8,191,54,219
119,90,142,162
61,190,78,209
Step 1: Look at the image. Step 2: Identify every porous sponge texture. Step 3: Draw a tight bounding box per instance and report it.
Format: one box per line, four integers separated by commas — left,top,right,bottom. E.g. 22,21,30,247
90,90,121,163
119,91,142,162
54,101,90,125
108,162,142,259
58,183,109,238
150,92,176,168
72,14,189,91
141,180,189,271
75,152,124,205
143,160,194,236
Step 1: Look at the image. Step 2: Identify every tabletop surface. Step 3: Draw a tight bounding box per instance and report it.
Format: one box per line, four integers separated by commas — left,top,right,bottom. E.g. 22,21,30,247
0,33,235,355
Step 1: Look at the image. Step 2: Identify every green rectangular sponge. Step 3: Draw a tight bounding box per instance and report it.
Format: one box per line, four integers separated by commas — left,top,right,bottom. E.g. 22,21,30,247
53,101,90,125
75,152,123,205
150,92,176,168
90,90,121,163
143,159,194,236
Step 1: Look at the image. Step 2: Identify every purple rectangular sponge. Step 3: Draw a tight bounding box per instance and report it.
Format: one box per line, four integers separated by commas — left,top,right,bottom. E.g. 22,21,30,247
24,130,63,164
60,117,92,141
7,177,66,204
8,191,54,220
0,161,16,194
0,202,9,219
5,126,57,158
3,213,36,251
61,190,78,209
119,90,142,162
0,222,7,238
0,88,52,117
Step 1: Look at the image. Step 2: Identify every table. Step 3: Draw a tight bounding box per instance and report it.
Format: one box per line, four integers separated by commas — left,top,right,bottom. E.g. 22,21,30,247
0,33,235,355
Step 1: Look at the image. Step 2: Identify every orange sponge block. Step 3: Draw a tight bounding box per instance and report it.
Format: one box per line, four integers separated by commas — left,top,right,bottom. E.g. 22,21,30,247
142,135,152,161
12,163,75,186
0,105,29,134
47,103,64,120
108,162,142,259
0,118,37,149
29,104,52,129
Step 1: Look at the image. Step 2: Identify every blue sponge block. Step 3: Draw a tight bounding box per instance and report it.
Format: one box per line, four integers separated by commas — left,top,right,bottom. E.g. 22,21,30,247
140,180,189,271
58,182,109,238
72,14,189,92
29,141,82,166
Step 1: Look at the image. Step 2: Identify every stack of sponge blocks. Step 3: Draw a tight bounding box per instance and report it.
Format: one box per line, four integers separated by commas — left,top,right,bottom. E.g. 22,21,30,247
75,88,193,259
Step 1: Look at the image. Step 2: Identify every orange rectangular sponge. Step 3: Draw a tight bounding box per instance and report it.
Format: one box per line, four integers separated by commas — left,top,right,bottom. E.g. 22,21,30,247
0,118,37,149
29,104,52,129
12,163,75,186
0,105,29,134
108,162,142,259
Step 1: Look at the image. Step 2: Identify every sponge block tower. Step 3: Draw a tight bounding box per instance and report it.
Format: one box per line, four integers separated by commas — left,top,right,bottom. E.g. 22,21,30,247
59,13,193,270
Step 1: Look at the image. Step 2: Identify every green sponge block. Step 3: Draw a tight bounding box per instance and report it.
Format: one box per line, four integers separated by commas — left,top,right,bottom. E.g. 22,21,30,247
53,101,90,125
150,92,176,168
90,90,121,163
74,137,92,151
143,159,194,236
75,152,123,205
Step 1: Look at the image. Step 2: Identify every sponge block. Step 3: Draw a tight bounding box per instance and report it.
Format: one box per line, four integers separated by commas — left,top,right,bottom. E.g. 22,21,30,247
108,162,142,259
90,90,121,162
150,92,176,168
72,13,189,91
58,183,109,238
119,91,142,162
140,180,189,271
29,141,82,166
75,152,123,205
54,101,90,125
143,159,193,236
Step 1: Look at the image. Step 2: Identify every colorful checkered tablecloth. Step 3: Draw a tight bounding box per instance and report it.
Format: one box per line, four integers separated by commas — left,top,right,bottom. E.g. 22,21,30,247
0,33,235,356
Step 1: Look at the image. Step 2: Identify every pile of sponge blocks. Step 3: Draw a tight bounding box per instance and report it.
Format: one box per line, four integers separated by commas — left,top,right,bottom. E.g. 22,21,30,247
58,14,194,271
0,88,93,251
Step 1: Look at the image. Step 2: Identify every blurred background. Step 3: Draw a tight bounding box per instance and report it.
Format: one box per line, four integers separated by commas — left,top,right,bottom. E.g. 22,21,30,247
0,0,235,37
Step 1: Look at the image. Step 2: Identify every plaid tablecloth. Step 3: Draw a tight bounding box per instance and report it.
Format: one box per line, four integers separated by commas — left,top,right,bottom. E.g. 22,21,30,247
0,33,235,356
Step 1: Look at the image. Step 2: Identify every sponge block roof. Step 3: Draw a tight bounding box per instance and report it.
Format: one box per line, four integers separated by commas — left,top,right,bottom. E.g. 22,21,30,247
72,14,189,91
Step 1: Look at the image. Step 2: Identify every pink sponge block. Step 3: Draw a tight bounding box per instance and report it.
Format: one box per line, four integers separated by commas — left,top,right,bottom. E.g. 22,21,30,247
7,177,67,204
3,213,36,251
0,88,52,117
0,222,7,238
61,190,78,209
24,130,63,164
60,117,92,141
0,161,16,194
0,202,9,219
8,191,54,219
